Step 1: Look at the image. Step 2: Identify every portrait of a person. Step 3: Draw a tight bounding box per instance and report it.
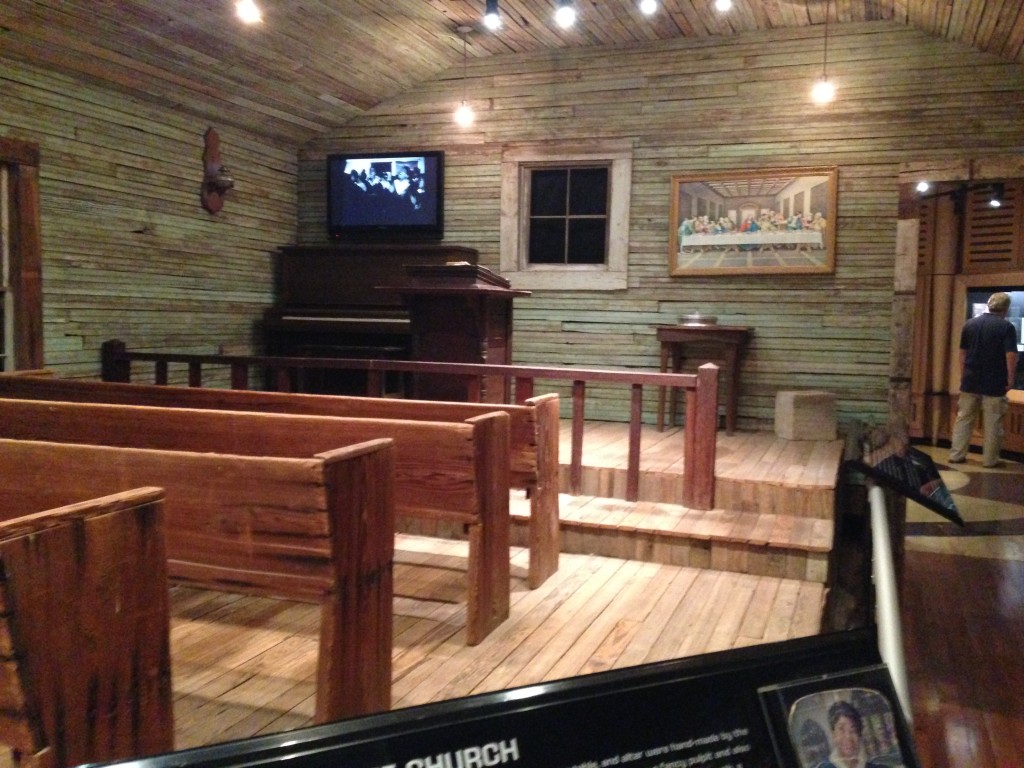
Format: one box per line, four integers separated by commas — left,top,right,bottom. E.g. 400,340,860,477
816,700,886,768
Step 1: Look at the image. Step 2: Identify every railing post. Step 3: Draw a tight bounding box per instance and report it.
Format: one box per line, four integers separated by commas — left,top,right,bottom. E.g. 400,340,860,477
626,383,643,502
155,360,168,386
683,363,718,510
230,363,249,390
570,380,586,495
188,361,202,387
100,339,130,382
274,368,291,393
366,370,384,397
514,376,534,404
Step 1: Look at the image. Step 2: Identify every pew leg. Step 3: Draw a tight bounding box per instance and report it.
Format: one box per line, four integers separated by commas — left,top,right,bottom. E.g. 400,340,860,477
316,592,391,722
464,518,510,646
527,482,560,589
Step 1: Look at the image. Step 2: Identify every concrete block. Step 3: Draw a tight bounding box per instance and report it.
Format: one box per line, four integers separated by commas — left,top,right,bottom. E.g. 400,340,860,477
774,390,837,440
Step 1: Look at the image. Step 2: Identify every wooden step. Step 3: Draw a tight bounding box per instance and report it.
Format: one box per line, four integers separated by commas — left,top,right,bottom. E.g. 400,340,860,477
510,493,832,583
557,424,845,519
558,437,844,519
403,493,833,584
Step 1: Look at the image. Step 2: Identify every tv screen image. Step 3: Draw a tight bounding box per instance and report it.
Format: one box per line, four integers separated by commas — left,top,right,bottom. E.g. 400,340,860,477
327,151,444,240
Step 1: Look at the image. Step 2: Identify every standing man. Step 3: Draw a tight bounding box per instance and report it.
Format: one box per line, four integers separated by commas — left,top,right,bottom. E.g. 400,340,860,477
949,292,1019,467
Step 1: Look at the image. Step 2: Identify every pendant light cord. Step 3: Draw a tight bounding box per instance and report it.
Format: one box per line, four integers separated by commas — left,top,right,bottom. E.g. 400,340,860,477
822,0,830,79
461,31,468,103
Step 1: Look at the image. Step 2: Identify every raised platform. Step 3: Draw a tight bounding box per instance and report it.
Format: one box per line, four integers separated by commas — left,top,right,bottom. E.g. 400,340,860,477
411,422,844,585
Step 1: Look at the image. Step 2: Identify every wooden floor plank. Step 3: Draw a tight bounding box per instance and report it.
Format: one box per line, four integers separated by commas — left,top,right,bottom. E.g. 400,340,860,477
734,576,782,646
543,559,657,680
704,571,760,653
160,420,845,751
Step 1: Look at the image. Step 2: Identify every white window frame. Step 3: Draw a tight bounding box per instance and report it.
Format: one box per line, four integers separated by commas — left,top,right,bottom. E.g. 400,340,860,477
500,140,632,291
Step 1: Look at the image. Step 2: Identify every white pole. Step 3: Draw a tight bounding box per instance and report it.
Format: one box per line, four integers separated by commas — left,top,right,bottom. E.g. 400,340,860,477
868,483,913,723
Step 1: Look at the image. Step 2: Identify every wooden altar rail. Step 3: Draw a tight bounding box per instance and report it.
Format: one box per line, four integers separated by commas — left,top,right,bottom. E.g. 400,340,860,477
100,340,719,510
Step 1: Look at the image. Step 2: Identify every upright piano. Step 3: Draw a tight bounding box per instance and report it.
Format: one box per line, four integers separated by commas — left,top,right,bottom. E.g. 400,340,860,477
261,243,479,393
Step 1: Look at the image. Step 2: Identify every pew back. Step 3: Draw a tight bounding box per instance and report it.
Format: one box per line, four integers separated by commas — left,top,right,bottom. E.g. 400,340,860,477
0,487,173,768
0,376,552,486
0,437,395,722
0,399,509,645
0,398,498,523
0,376,558,588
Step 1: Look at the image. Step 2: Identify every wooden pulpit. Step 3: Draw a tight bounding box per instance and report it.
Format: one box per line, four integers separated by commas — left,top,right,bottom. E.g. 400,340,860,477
395,263,530,402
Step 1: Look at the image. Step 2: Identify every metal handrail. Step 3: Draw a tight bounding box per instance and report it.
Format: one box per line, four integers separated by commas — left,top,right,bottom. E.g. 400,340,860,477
868,482,913,724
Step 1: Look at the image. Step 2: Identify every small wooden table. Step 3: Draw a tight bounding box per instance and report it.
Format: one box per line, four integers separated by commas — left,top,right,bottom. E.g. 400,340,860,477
655,324,752,435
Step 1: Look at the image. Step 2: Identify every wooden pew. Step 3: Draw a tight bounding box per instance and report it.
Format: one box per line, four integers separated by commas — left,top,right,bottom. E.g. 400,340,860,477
0,398,510,646
0,436,395,724
0,487,174,768
0,375,559,589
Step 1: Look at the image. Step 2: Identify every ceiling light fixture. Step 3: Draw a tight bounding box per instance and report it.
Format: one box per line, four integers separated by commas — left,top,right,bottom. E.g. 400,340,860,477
453,25,474,127
918,181,1006,216
235,0,262,24
916,181,931,193
555,0,577,29
484,0,502,30
639,0,658,15
810,0,836,104
714,0,733,12
989,182,1005,208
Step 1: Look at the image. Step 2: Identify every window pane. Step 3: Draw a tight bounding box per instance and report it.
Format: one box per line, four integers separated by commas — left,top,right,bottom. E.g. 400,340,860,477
529,218,566,263
567,219,607,264
530,170,568,216
569,168,608,215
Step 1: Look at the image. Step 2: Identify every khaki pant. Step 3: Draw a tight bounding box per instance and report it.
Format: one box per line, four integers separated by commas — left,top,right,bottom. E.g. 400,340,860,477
949,392,1009,467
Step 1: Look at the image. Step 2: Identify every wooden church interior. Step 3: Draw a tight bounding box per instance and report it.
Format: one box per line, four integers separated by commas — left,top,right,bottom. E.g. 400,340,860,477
1,1,1024,768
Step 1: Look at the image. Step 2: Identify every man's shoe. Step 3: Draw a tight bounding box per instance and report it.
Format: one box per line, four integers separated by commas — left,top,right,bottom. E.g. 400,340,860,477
948,457,966,464
983,461,1005,469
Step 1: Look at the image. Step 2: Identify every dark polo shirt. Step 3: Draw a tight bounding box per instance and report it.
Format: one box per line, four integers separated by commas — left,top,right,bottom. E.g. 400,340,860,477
960,312,1018,396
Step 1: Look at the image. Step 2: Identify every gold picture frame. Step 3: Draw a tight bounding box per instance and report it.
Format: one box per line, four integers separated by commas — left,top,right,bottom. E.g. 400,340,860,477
669,166,838,276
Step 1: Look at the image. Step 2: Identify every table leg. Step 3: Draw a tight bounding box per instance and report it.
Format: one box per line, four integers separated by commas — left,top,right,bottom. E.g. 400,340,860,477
668,349,683,429
657,343,669,432
725,346,739,435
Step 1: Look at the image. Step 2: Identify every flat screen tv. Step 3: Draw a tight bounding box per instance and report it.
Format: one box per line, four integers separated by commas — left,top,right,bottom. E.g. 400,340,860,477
327,150,444,241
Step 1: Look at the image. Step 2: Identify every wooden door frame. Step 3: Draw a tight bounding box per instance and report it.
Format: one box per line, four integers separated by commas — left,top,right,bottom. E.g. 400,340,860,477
0,136,43,370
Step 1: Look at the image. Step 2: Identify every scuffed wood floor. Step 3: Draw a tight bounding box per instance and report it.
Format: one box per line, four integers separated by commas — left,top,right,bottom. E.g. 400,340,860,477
170,529,825,751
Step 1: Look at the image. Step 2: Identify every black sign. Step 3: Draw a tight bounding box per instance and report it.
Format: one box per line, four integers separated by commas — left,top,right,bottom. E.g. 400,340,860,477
92,629,918,768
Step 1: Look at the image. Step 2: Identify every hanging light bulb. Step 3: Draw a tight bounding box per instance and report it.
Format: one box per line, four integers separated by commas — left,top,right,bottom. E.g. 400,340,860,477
454,102,474,127
484,0,502,30
810,0,836,104
811,76,836,104
235,0,262,23
555,0,576,29
916,181,931,193
639,0,658,15
454,26,474,127
714,0,733,11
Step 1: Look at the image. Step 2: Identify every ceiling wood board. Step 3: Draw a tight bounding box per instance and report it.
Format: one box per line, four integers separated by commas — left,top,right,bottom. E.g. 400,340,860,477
1,0,1021,143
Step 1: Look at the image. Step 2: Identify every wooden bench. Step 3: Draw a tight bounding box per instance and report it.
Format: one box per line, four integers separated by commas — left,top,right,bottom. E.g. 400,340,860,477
0,375,559,588
0,487,174,768
0,435,395,724
0,397,510,645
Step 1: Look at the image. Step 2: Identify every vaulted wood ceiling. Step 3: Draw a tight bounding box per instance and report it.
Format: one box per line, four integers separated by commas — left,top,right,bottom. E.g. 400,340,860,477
1,0,1022,143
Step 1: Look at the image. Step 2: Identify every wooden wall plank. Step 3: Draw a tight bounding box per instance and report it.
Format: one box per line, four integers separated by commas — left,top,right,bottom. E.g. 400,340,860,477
299,20,1024,429
1,57,297,379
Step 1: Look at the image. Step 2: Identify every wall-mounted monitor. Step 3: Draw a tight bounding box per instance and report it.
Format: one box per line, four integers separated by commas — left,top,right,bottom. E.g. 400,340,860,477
327,151,444,241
